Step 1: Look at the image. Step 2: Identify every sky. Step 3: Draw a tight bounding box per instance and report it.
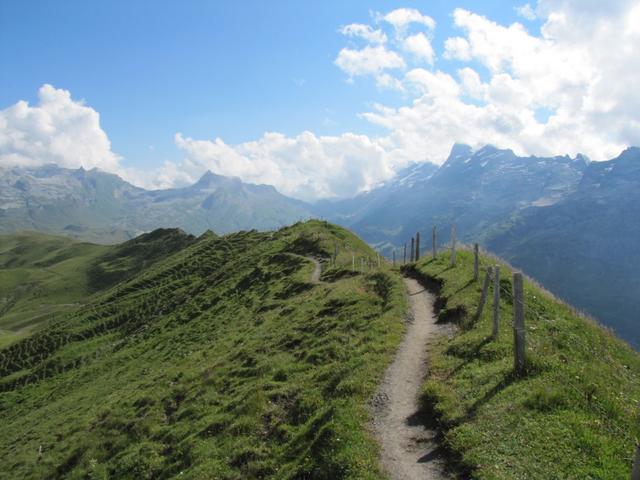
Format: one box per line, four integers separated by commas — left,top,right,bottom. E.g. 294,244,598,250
1,0,639,201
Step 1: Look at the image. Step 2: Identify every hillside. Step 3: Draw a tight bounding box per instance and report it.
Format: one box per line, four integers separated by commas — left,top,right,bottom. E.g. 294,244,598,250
487,146,640,347
0,165,312,243
0,221,406,479
406,249,640,478
0,233,108,348
0,230,195,349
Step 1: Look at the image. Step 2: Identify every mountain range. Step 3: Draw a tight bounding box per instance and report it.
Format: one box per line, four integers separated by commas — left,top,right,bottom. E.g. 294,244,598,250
1,145,639,346
0,164,310,243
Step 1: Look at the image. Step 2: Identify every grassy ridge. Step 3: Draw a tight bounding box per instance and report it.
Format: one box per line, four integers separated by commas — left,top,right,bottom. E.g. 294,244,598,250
409,250,640,479
0,221,405,479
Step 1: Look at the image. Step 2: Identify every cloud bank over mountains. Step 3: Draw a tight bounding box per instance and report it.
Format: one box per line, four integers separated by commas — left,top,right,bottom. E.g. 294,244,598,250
1,0,639,201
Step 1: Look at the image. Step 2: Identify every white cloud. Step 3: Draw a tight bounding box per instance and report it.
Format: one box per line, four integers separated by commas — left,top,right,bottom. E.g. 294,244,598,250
334,45,405,78
516,3,537,20
375,73,406,92
443,37,472,60
402,32,435,65
458,67,486,99
382,8,435,34
350,2,638,166
0,84,121,171
340,23,387,44
404,69,460,98
171,131,396,201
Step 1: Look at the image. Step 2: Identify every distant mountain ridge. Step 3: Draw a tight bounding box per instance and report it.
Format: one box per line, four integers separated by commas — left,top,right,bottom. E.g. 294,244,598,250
0,164,311,243
318,143,590,247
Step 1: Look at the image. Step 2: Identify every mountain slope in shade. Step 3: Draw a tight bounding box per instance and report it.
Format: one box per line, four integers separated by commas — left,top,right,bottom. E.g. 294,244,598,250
313,161,439,229
487,147,640,347
0,166,312,243
317,144,588,247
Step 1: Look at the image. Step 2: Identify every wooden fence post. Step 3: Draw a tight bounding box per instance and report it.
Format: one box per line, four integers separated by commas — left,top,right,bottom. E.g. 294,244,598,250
377,253,380,268
352,254,355,272
432,225,437,258
492,265,500,340
410,237,415,263
403,243,407,264
450,225,457,267
473,243,479,281
474,266,492,323
513,272,526,374
415,232,421,261
392,250,396,267
631,441,640,480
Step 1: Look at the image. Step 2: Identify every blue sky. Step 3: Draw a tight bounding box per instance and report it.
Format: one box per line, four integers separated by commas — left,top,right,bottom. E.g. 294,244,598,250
1,1,538,168
1,1,638,200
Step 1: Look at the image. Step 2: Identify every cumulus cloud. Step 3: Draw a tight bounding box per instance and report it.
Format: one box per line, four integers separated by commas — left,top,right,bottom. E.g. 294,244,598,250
334,45,405,78
382,8,436,33
0,84,121,171
339,23,387,44
343,1,638,165
171,131,395,201
402,32,435,64
516,3,537,20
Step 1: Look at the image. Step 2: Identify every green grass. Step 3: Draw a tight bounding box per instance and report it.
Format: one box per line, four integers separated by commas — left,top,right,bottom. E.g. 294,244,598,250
408,249,640,479
0,233,108,348
0,230,195,349
0,220,406,479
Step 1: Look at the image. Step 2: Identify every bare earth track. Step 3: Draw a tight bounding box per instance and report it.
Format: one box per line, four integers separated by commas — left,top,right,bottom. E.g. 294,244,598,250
372,277,449,479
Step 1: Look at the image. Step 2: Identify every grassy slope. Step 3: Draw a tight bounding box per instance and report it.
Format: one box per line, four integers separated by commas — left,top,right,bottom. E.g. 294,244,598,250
0,233,108,348
409,250,640,479
0,220,405,479
0,230,195,349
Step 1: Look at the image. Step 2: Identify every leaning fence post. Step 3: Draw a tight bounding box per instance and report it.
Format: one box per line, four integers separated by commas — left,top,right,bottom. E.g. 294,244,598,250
473,243,479,281
492,265,500,340
474,266,492,323
513,272,526,374
432,225,437,258
410,237,415,263
632,440,640,480
415,232,421,261
450,225,457,267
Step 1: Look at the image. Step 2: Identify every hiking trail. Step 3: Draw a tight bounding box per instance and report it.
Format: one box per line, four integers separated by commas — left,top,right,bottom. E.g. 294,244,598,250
372,277,450,479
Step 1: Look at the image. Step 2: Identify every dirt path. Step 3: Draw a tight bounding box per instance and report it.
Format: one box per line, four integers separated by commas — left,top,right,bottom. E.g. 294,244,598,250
372,277,449,479
307,257,322,283
288,254,322,283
